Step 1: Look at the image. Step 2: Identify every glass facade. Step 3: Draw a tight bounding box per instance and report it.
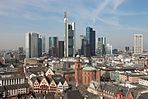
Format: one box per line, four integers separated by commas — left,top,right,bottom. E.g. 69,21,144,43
25,32,42,58
49,37,58,57
49,37,58,48
97,37,106,56
86,27,96,56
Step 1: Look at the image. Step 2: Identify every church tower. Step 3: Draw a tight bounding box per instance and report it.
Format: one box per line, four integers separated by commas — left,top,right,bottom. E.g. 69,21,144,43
74,55,82,86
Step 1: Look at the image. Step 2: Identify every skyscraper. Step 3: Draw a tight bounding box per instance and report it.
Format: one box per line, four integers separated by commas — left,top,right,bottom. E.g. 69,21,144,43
80,35,85,55
97,37,106,56
25,32,31,58
42,36,46,53
49,37,58,57
58,41,64,58
134,34,143,54
38,35,42,57
86,27,96,56
125,46,130,53
25,32,42,58
106,44,113,55
64,11,68,57
49,37,58,48
64,12,76,57
80,35,87,56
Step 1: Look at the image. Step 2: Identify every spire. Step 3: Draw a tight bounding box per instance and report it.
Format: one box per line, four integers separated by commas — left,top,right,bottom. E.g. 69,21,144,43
64,11,67,19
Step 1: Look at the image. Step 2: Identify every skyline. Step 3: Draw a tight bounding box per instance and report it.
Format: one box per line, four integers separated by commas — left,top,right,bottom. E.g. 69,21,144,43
0,0,148,50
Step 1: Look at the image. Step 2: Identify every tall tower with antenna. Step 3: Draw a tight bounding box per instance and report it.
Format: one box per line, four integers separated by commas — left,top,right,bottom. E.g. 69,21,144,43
64,11,68,57
64,11,76,57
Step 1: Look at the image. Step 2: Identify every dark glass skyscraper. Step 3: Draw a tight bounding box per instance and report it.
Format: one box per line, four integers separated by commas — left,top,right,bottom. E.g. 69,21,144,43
86,27,96,56
38,35,42,57
49,37,58,57
58,41,64,58
49,37,58,48
80,36,88,56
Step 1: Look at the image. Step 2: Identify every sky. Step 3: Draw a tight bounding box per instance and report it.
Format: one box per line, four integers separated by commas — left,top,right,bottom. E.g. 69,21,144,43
0,0,148,50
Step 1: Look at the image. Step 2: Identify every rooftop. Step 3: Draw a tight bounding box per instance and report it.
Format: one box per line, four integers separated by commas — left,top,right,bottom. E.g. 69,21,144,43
83,66,96,71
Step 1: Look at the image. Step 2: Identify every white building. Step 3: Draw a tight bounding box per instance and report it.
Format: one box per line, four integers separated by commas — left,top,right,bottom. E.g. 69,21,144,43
134,34,143,54
64,12,76,57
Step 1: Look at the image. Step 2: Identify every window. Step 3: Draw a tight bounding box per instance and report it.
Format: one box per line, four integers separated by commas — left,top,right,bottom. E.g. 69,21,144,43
88,76,90,82
84,76,86,83
92,74,95,80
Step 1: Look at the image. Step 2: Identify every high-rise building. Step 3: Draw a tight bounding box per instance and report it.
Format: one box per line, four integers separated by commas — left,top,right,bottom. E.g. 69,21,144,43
49,37,58,48
25,32,42,58
125,46,130,53
42,36,46,53
64,12,76,57
134,34,143,54
106,44,112,55
64,11,68,57
80,35,85,55
58,41,64,58
80,36,88,56
86,27,96,56
38,35,42,57
49,37,58,57
18,47,25,60
25,33,31,58
96,37,106,56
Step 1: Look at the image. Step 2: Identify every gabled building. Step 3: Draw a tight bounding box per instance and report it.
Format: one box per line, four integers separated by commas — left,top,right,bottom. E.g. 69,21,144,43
45,68,55,77
31,76,51,93
88,81,148,99
39,77,50,93
30,75,69,94
51,75,69,93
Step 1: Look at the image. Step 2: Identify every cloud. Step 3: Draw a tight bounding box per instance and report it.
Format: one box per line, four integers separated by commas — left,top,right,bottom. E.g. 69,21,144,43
0,0,146,33
96,16,120,26
112,0,125,10
0,0,125,26
117,12,148,16
90,0,126,26
0,0,147,30
91,0,110,25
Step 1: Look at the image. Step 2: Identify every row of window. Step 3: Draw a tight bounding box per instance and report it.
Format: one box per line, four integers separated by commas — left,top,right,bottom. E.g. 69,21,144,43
7,88,27,96
34,85,68,90
0,78,25,86
139,79,148,86
103,90,115,96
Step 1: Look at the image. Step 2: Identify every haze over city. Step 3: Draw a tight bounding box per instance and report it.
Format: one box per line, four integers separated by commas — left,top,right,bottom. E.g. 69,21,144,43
0,0,148,50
